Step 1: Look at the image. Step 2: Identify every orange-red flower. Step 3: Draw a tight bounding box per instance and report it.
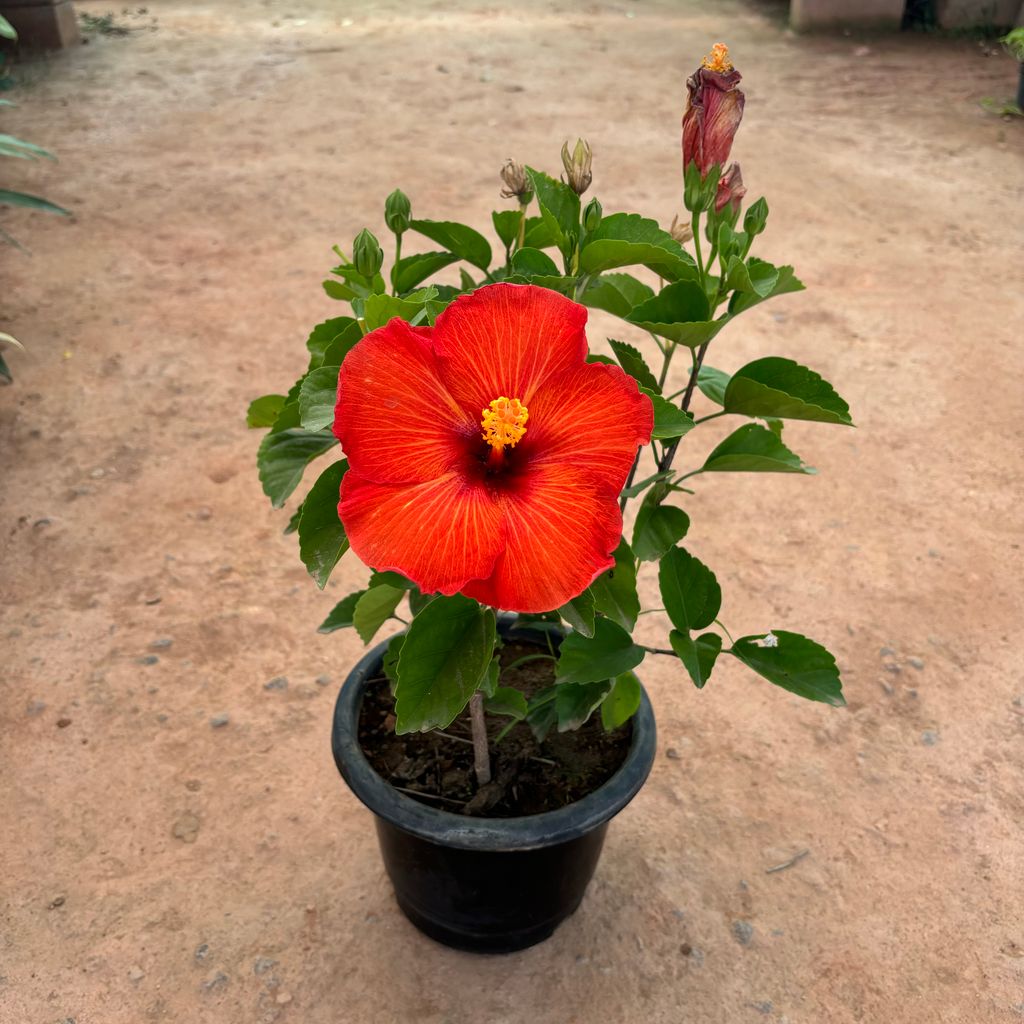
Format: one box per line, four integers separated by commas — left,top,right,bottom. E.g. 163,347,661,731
681,43,745,178
333,283,653,613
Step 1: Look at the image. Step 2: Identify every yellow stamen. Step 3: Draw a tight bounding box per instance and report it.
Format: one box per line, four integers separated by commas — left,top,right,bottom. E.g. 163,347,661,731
702,42,733,73
481,396,529,450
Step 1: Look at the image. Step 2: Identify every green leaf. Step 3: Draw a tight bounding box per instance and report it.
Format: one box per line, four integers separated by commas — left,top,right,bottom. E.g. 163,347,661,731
701,423,814,475
555,617,645,684
409,219,492,271
556,680,613,732
589,537,640,630
725,255,778,297
641,387,695,440
492,209,521,250
509,246,560,276
0,351,11,383
581,273,655,319
586,353,616,366
523,215,557,250
0,13,17,39
0,134,56,160
298,366,339,432
632,487,689,561
526,686,559,743
627,280,726,348
369,570,415,590
559,589,596,638
723,357,853,426
608,339,659,393
0,189,69,215
318,590,366,633
257,428,337,509
323,279,356,302
394,596,496,733
284,503,303,535
525,167,580,253
730,631,845,706
579,213,696,280
697,365,731,406
353,585,405,646
363,292,431,332
728,260,804,316
659,547,721,634
383,633,405,689
480,656,501,698
247,394,286,429
601,671,641,730
305,316,359,364
670,630,722,689
408,589,435,616
297,460,349,589
393,250,459,294
486,686,528,720
621,470,674,499
319,324,364,369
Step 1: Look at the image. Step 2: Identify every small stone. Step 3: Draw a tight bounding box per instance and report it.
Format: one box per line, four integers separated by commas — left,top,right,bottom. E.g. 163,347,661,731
143,595,162,605
150,638,173,650
264,676,288,691
436,63,449,73
34,517,52,528
679,942,692,955
210,713,230,728
26,700,47,717
195,507,213,521
883,662,901,675
137,655,159,665
185,779,202,792
128,965,145,982
49,895,66,908
750,1001,774,1015
275,991,293,1006
194,943,210,962
920,730,940,746
879,646,895,657
732,920,754,946
665,748,681,760
201,970,228,992
172,813,201,843
908,657,925,670
253,956,277,975
315,674,331,687
56,717,72,729
156,713,169,723
90,467,106,478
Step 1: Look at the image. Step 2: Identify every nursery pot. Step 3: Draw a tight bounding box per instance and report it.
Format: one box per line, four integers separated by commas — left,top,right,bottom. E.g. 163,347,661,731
330,620,657,954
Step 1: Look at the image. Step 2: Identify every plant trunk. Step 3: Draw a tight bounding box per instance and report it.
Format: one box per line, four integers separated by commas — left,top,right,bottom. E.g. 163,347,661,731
469,692,491,786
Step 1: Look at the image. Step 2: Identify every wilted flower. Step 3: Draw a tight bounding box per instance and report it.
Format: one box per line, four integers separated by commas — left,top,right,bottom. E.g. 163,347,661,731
669,214,693,244
334,283,653,612
500,159,531,200
715,163,746,214
681,43,745,178
561,138,593,196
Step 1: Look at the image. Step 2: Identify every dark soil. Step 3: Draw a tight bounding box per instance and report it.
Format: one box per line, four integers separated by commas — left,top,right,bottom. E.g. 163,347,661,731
357,641,633,817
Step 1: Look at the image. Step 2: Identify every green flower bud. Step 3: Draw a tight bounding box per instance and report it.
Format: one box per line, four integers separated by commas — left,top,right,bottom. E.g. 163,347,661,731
384,189,411,235
353,228,383,279
743,196,768,238
583,197,602,232
560,138,593,196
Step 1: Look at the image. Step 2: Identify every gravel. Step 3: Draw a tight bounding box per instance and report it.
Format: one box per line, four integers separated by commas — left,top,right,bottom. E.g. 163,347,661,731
264,676,288,691
732,920,754,946
210,713,230,728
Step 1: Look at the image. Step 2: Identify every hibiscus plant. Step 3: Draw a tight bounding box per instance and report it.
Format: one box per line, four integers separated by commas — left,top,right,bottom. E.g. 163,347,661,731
251,44,849,787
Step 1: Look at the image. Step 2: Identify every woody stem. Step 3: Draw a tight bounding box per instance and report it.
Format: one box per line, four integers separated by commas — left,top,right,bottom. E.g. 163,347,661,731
469,692,491,786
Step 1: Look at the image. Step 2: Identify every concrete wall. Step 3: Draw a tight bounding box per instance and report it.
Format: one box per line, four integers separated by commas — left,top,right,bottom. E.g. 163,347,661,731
791,0,1023,30
0,0,80,49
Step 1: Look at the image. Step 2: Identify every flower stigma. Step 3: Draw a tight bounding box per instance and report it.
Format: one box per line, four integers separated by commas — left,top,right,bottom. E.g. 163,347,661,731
481,396,529,450
701,42,733,73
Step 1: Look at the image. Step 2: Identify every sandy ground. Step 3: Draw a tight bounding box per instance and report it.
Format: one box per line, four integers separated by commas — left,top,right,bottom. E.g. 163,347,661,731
2,1,1023,1021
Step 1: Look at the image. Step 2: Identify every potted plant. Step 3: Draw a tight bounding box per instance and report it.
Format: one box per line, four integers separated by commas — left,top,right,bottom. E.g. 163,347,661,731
249,43,850,954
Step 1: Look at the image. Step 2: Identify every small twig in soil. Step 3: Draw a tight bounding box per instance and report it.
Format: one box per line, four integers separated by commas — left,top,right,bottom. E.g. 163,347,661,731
434,730,474,745
765,849,810,874
469,692,492,786
391,785,466,808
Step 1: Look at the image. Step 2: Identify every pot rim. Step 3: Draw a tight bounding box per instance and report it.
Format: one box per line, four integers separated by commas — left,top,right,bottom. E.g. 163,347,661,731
331,621,657,852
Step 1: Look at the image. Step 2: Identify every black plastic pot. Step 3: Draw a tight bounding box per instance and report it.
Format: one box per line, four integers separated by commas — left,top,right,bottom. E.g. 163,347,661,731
330,620,657,954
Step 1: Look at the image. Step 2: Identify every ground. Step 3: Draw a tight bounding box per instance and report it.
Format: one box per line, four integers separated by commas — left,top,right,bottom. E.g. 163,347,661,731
2,1,1023,1021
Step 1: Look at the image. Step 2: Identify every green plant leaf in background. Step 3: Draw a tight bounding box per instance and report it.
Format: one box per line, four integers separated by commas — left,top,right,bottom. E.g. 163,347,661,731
627,280,725,347
581,272,655,318
723,357,853,425
555,680,613,732
246,394,286,428
670,630,723,689
409,219,492,271
608,339,659,393
257,427,337,509
305,316,361,366
559,589,596,638
318,590,367,633
0,189,69,215
555,617,645,684
492,209,521,251
353,584,405,645
659,547,721,634
730,630,845,706
297,459,349,589
589,537,640,630
579,213,696,280
486,686,528,720
640,387,695,440
392,250,459,294
701,423,814,475
600,670,641,730
298,366,339,432
632,485,689,561
728,260,804,316
525,167,580,254
394,595,496,733
697,365,731,405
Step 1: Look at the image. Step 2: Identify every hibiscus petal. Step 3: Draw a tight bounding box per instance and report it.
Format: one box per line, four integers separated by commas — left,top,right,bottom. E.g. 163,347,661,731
335,317,472,484
461,465,623,613
433,283,589,413
340,470,504,596
518,361,654,493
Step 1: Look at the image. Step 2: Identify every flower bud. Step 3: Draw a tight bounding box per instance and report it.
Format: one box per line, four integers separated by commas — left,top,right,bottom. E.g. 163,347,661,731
384,189,411,235
583,197,603,232
743,196,768,238
500,159,531,200
352,228,383,279
669,214,693,244
715,163,746,215
560,138,593,196
681,43,745,179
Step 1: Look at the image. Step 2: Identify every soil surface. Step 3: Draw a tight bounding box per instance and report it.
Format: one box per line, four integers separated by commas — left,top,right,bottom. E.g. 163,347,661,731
358,640,633,816
2,2,1023,1023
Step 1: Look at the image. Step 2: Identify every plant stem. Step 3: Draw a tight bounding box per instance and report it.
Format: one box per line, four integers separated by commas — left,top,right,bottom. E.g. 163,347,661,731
657,341,710,473
516,198,528,251
469,692,491,786
691,211,704,278
643,646,677,656
391,232,402,296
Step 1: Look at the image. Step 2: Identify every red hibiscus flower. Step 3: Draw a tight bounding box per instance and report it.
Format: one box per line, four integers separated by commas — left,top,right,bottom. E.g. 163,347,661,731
333,283,653,613
681,43,745,179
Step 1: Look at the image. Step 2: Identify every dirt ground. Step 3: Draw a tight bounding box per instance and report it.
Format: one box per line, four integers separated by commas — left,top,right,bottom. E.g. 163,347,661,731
2,0,1023,1021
